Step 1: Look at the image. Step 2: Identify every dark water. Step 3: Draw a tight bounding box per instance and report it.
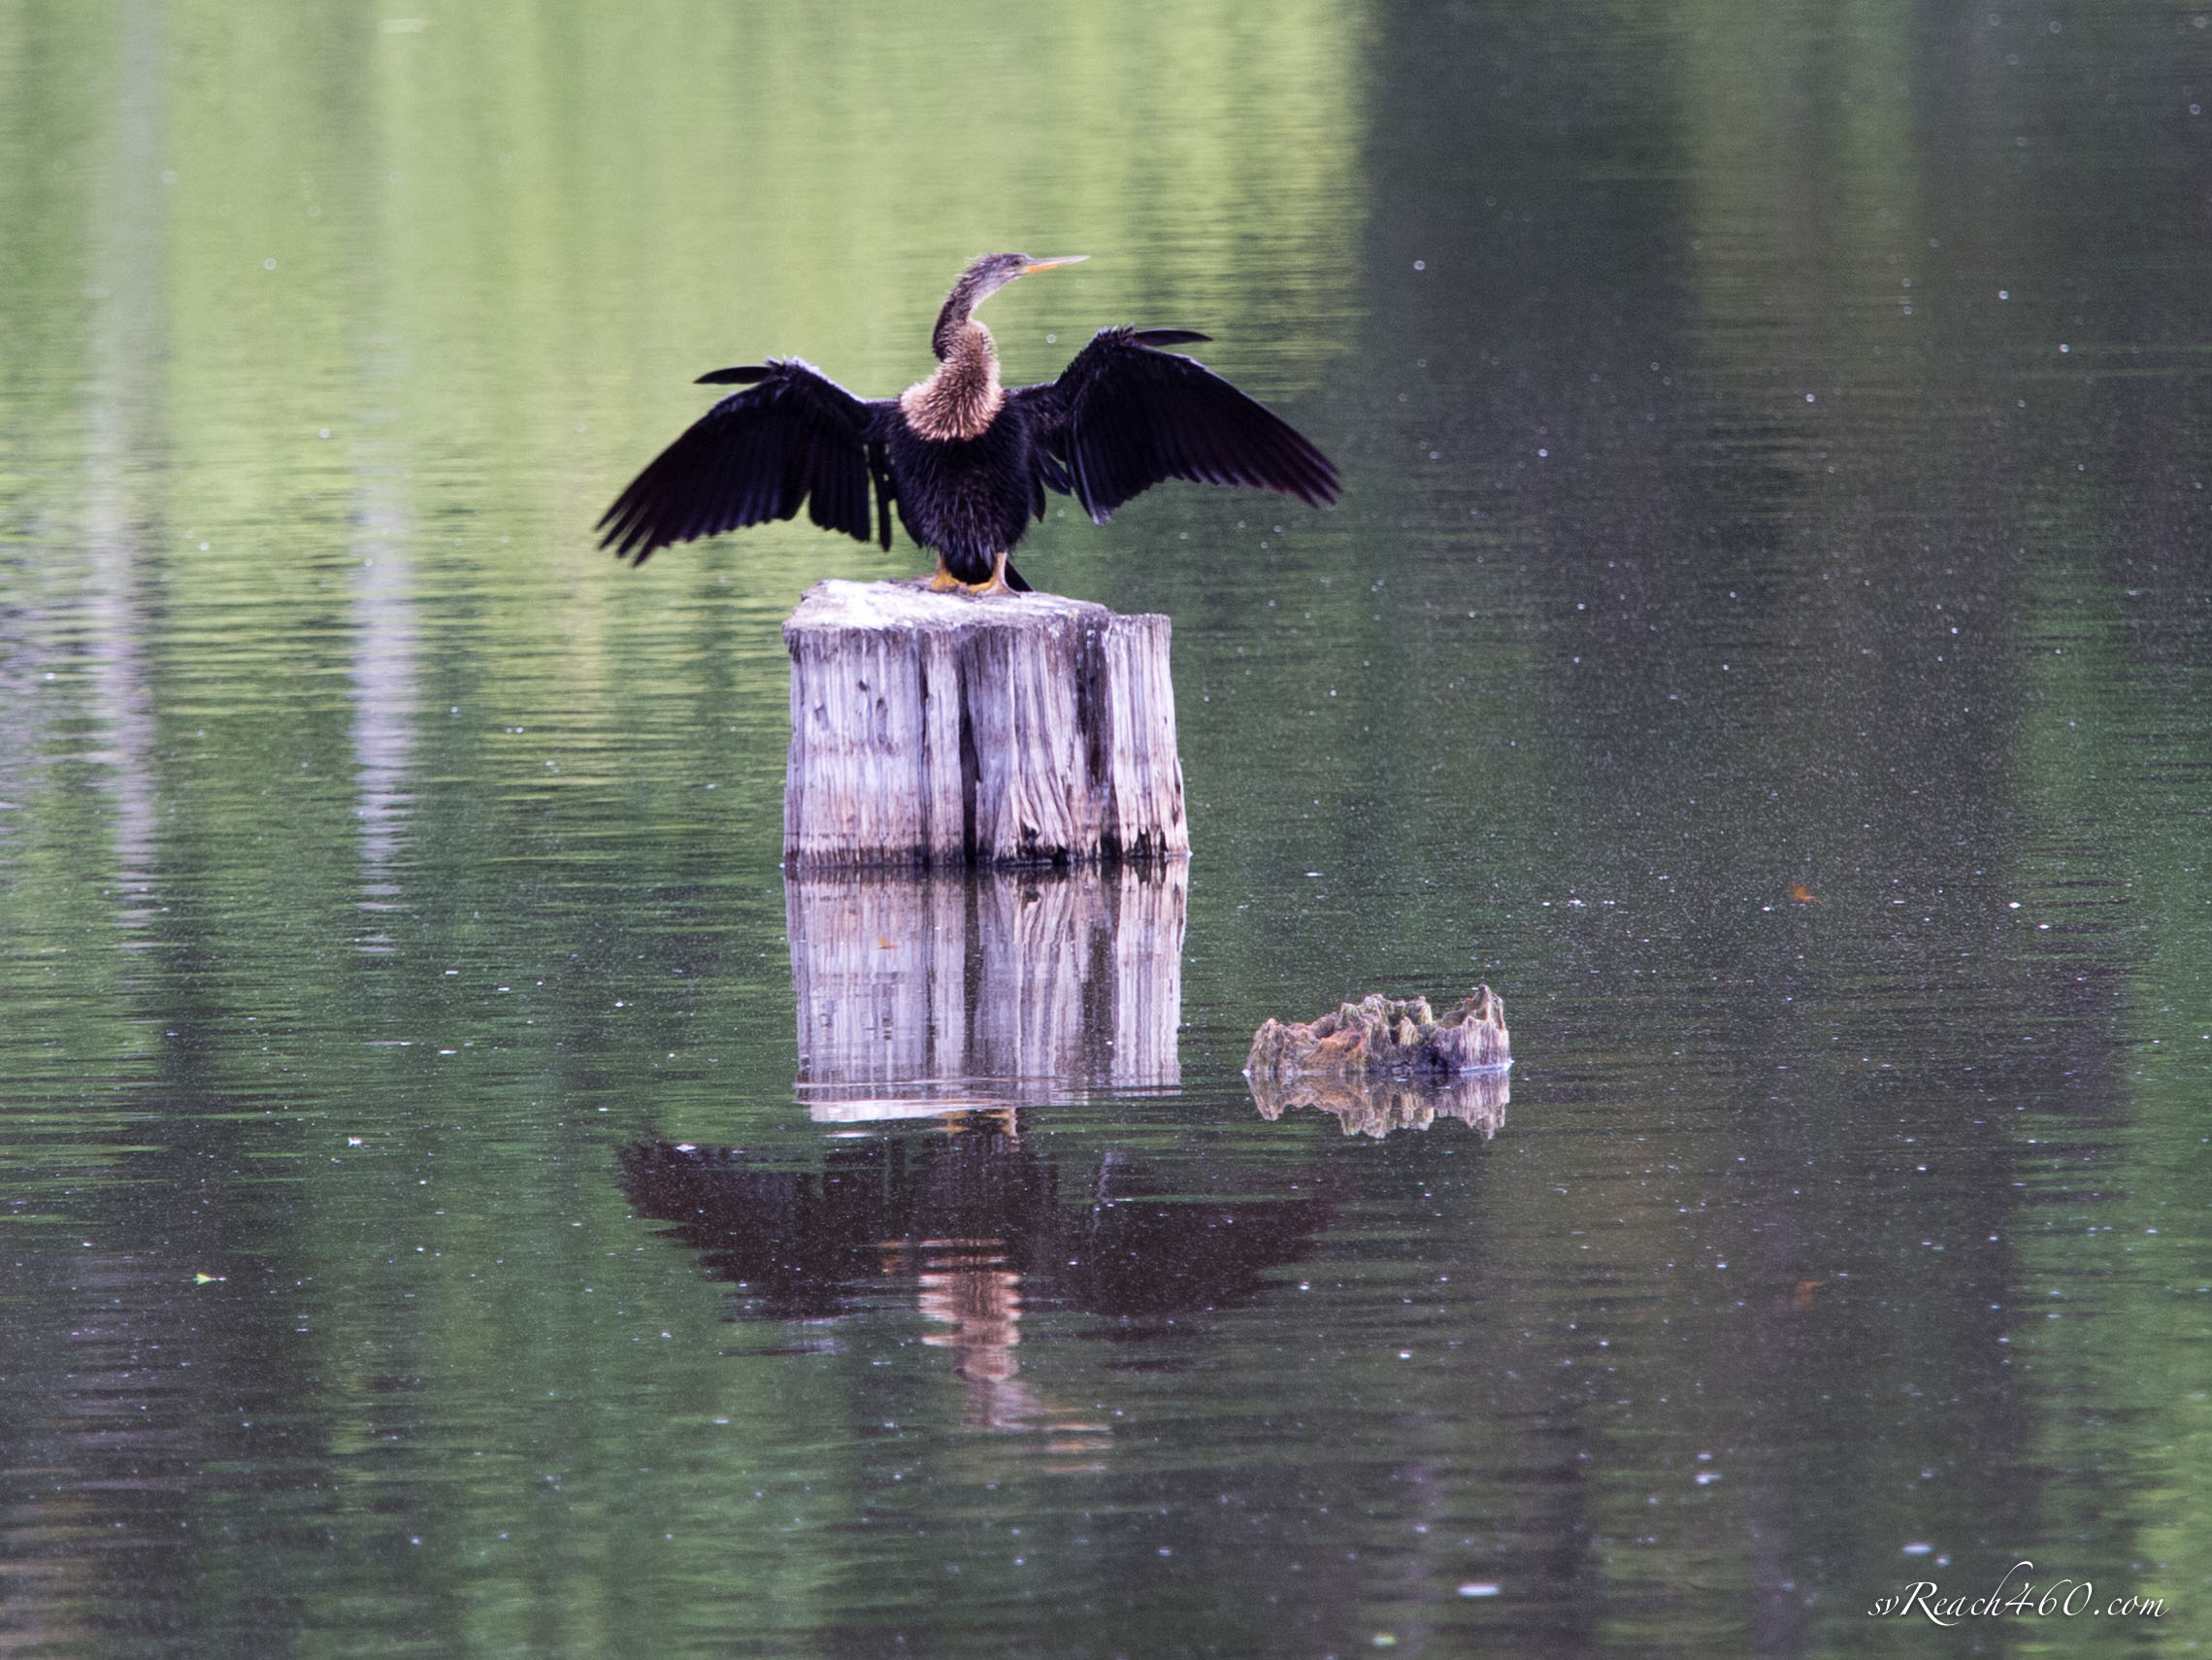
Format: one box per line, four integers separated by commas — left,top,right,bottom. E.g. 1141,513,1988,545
4,2,2210,1654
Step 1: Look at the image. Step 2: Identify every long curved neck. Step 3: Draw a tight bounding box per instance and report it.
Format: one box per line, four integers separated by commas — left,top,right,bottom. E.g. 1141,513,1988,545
900,318,1004,442
932,284,982,361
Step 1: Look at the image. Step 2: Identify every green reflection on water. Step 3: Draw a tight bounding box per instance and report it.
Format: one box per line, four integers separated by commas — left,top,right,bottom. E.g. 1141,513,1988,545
5,0,2212,1654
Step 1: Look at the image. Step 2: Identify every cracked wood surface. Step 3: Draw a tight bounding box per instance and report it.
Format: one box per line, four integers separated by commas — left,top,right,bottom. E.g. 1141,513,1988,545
782,579,1188,869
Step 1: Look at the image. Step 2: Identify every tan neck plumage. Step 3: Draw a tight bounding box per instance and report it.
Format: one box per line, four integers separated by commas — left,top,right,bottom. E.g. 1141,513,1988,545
900,319,1004,441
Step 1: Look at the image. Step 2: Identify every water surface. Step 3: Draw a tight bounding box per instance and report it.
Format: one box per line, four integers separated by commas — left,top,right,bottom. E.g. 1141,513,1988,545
3,2,2210,1654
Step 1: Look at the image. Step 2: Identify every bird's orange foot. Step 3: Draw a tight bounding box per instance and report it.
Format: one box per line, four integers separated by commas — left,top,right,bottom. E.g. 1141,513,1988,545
958,551,1018,597
926,552,1017,596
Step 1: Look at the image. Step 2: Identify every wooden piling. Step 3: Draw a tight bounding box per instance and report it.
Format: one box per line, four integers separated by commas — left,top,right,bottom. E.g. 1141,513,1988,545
782,580,1188,869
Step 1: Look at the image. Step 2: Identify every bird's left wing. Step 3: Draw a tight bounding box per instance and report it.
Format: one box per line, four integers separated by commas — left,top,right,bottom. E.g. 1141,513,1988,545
1011,328,1340,524
596,359,891,565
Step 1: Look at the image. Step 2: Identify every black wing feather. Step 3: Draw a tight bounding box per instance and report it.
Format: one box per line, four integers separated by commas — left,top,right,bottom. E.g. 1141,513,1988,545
868,443,896,551
1011,328,1340,524
596,358,884,565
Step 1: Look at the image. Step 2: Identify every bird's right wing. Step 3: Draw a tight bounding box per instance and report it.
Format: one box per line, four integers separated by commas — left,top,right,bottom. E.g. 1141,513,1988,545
596,358,892,564
1012,328,1340,523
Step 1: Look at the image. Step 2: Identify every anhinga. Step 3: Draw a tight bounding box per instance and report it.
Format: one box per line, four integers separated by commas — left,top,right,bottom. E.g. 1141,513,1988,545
596,253,1340,593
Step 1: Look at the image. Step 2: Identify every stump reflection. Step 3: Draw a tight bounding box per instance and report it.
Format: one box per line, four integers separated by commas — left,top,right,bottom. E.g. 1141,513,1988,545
1246,1068,1510,1140
787,862,1185,1118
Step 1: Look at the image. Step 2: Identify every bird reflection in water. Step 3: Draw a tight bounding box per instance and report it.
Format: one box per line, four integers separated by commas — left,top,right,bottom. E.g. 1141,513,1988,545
616,1121,1332,1448
1246,1067,1510,1139
909,1238,1036,1434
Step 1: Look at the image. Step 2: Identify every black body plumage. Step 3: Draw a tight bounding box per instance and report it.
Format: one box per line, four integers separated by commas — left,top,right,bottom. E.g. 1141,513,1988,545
882,412,1046,585
596,255,1340,589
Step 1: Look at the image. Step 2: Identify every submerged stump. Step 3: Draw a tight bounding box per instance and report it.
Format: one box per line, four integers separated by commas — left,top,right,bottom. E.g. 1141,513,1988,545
1245,986,1511,1080
1244,986,1512,1140
783,580,1187,870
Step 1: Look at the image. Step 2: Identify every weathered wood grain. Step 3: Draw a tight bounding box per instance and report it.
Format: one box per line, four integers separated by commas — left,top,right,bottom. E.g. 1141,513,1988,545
782,579,1187,869
1245,987,1511,1079
787,862,1187,1119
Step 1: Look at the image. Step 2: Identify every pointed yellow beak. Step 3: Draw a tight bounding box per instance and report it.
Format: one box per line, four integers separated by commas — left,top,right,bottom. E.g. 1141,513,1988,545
1020,255,1089,276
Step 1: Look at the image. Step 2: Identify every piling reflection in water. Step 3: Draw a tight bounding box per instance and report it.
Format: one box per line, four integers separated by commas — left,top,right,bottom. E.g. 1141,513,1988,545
786,862,1186,1117
617,1128,1332,1437
1246,1068,1510,1140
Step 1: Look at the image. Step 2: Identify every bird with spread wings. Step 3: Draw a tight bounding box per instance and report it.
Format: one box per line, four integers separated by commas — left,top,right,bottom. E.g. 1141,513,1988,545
597,252,1339,594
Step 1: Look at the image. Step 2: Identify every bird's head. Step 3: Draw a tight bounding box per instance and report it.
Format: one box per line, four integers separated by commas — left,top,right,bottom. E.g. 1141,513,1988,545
933,252,1087,359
